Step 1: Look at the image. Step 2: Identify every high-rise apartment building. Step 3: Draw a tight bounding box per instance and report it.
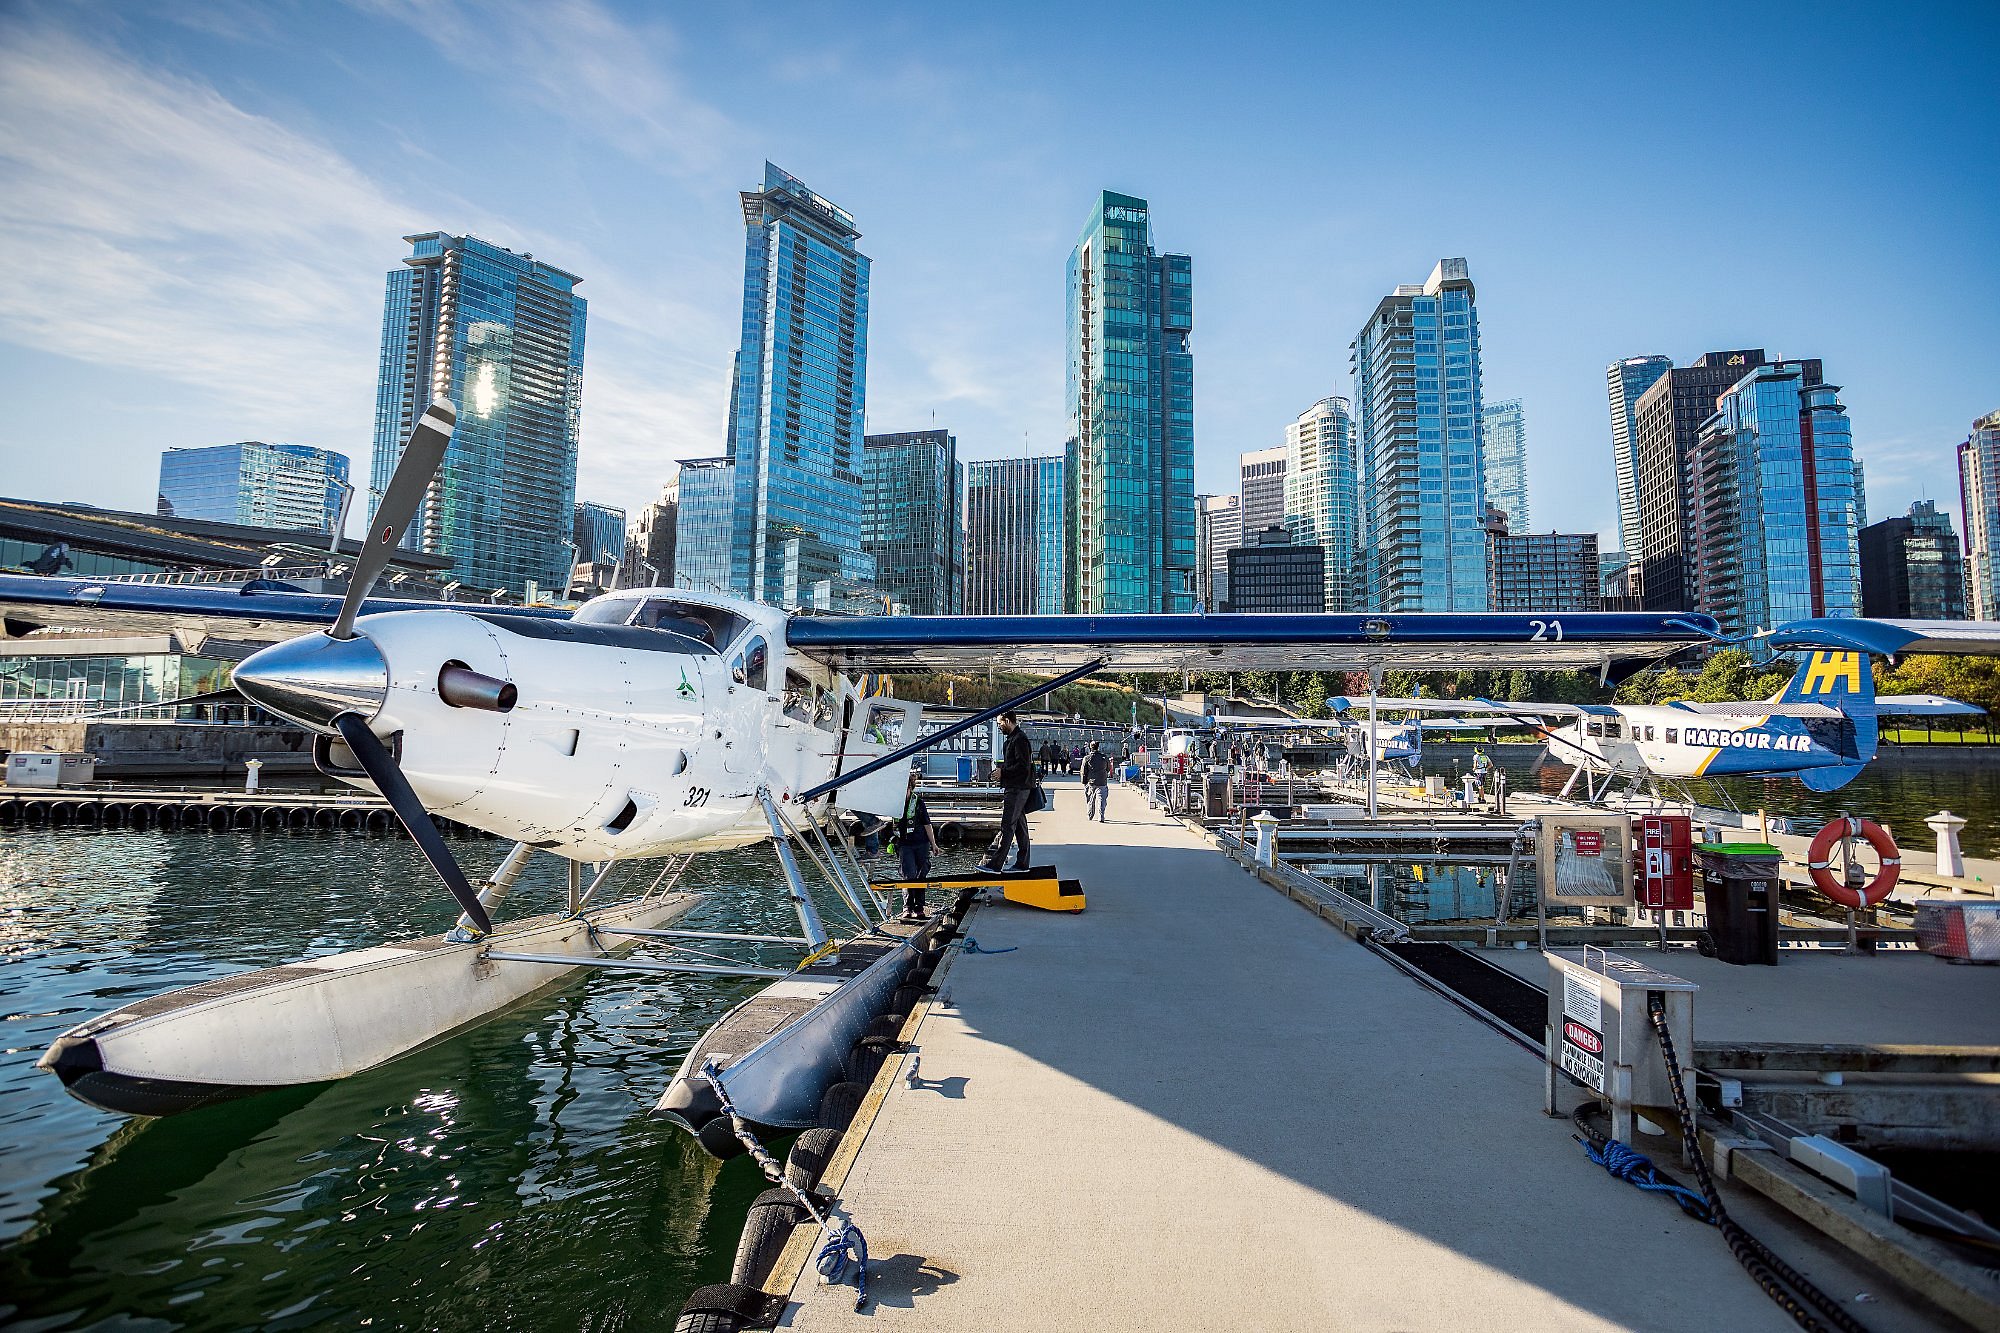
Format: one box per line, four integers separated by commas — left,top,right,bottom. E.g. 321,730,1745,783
1630,350,1801,612
672,457,736,595
1196,493,1241,611
1606,355,1671,560
1480,398,1529,530
1486,517,1601,614
1860,500,1966,620
1239,446,1287,536
1224,525,1324,613
158,442,350,534
1065,190,1196,613
965,456,1066,615
621,481,676,589
372,232,585,597
719,163,872,607
1686,362,1862,641
1960,411,2000,620
1283,397,1360,610
863,430,962,615
1351,258,1488,612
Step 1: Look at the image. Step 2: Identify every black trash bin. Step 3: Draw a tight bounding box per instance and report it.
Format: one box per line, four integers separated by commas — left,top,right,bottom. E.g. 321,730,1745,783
1696,843,1783,965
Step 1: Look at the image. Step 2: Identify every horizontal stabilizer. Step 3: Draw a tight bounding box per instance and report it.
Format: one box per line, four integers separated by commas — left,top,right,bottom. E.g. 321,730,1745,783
1876,694,1987,717
1798,761,1868,793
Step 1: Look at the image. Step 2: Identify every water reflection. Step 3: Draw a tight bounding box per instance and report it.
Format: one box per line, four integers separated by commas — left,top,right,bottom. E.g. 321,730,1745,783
0,826,966,1330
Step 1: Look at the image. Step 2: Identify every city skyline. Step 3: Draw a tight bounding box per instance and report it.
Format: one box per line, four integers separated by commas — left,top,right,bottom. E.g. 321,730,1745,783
0,3,1989,556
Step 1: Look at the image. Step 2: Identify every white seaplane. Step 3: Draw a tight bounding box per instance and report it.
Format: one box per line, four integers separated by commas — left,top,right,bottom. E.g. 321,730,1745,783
1,398,1969,1151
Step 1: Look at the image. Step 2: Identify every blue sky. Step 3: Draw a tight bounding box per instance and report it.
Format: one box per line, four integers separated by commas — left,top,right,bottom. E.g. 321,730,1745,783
0,1,1994,547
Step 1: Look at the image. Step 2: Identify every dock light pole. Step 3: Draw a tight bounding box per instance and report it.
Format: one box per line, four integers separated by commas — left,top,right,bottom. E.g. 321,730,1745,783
1366,667,1382,820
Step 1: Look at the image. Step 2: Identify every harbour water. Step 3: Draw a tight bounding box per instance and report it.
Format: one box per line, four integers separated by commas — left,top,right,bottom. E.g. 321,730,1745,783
0,827,977,1331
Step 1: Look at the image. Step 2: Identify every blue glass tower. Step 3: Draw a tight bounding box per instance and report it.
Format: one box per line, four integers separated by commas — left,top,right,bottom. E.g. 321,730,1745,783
1283,397,1360,610
1352,259,1488,612
672,456,737,596
1065,191,1196,613
1689,363,1864,642
1480,397,1529,531
158,442,349,533
863,430,962,615
372,233,585,597
722,163,873,608
966,456,1066,615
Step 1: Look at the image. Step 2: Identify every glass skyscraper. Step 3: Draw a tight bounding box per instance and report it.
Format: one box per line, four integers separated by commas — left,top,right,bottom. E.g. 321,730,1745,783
572,501,627,567
1959,410,2000,620
1480,398,1530,530
1196,493,1241,612
719,163,872,608
1606,355,1671,561
1351,258,1488,612
863,430,962,615
158,442,350,534
1239,446,1287,536
372,232,585,597
1688,363,1864,643
1065,190,1196,613
1283,397,1360,611
672,457,737,596
1860,500,1966,620
966,456,1066,616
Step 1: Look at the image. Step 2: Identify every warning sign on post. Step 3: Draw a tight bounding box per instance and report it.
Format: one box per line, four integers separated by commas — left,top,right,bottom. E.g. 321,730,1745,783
1559,972,1606,1093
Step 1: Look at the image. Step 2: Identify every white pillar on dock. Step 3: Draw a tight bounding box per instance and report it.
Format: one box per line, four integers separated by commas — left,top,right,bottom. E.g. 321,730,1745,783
1366,668,1381,821
243,759,262,794
1928,810,1968,881
1252,810,1280,866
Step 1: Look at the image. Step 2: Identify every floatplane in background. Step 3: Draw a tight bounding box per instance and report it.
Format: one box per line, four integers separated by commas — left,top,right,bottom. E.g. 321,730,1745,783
1337,643,1989,804
2,399,1994,1154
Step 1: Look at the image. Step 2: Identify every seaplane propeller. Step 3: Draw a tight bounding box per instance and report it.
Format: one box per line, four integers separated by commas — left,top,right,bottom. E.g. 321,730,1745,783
225,398,499,934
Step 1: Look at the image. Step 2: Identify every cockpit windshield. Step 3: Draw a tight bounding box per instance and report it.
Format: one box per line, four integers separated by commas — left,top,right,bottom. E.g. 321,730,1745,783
570,596,749,655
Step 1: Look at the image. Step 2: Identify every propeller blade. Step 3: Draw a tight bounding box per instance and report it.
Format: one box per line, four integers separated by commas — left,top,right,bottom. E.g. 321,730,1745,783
332,711,491,934
82,686,244,718
1530,743,1552,775
331,398,456,640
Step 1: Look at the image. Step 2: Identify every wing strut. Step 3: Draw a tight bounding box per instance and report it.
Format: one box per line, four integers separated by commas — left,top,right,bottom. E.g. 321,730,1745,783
797,657,1108,802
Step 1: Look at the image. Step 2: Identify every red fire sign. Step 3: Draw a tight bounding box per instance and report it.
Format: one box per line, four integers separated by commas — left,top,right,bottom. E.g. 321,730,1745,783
1571,830,1604,857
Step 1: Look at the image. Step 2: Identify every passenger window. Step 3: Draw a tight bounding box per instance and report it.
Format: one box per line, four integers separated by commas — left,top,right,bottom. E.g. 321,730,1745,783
1586,722,1604,738
1643,726,1655,742
813,688,838,732
1664,728,1678,744
1604,723,1622,739
783,670,814,722
865,703,905,748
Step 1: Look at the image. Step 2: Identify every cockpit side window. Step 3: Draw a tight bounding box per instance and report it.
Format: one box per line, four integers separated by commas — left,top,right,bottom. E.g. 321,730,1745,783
737,636,769,691
783,670,814,722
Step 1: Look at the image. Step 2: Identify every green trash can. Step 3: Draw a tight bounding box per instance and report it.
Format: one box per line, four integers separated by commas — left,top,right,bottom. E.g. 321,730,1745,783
1695,842,1783,965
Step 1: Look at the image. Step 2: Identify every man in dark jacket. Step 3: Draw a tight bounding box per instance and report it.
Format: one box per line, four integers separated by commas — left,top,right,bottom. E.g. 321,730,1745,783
1082,740,1113,821
978,710,1035,872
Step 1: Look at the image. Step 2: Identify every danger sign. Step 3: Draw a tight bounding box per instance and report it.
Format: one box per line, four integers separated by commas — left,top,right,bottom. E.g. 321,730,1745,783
1563,1020,1603,1055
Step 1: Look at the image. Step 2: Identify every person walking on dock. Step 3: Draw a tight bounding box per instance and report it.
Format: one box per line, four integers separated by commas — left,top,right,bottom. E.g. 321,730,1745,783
1083,740,1112,822
978,710,1035,873
893,766,939,919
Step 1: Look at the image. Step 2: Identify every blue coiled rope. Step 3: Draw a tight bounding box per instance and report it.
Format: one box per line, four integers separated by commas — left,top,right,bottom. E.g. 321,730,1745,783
816,1218,870,1310
1581,1136,1714,1223
957,937,1017,954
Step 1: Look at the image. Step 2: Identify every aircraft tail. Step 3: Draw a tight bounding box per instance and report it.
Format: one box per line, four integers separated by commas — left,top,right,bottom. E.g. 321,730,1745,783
1776,651,1875,789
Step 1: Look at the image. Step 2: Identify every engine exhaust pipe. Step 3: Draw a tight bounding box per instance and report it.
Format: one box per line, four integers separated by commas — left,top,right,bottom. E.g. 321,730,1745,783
438,662,518,713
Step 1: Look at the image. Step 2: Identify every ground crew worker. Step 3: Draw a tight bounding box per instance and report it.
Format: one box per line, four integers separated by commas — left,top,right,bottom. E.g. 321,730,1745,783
979,710,1035,873
894,765,939,919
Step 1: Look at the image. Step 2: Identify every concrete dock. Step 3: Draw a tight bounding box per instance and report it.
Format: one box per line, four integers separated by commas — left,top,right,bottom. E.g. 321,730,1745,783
779,778,1972,1330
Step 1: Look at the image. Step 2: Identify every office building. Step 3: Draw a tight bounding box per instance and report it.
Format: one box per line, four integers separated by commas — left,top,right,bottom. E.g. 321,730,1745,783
1606,355,1671,560
573,501,627,567
372,232,585,598
672,457,736,595
1686,362,1862,641
1961,410,2000,620
1486,514,1601,614
965,455,1066,616
1480,398,1529,529
1066,190,1197,613
863,429,962,615
1283,396,1360,610
1860,500,1966,620
158,442,350,534
1224,525,1324,613
1196,493,1241,611
1351,258,1488,612
720,163,873,607
1239,446,1287,536
619,482,677,590
1630,350,1807,611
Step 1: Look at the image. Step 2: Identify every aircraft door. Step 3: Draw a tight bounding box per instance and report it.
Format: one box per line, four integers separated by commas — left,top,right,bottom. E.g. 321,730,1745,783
720,634,771,777
839,698,926,818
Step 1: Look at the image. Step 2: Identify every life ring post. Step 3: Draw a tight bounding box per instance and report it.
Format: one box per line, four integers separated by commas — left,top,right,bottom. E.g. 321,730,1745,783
1805,816,1900,912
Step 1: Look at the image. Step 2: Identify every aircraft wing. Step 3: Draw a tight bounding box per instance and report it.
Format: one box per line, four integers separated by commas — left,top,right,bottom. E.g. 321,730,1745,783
1669,701,1845,718
1324,694,1583,720
785,611,1718,674
1876,694,1988,717
1765,617,2000,657
0,573,569,646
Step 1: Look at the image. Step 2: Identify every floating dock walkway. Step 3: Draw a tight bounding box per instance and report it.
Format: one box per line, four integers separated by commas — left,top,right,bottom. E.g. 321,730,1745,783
770,778,1982,1331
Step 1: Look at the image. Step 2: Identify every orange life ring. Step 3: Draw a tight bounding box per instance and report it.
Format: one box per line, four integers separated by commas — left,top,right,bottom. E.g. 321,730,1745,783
1806,816,1900,909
